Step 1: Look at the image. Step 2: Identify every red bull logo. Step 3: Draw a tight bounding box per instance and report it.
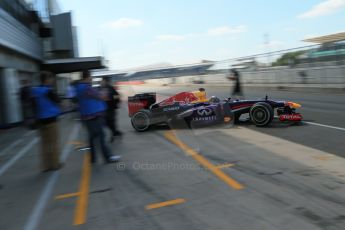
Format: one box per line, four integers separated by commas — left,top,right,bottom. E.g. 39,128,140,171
159,92,198,106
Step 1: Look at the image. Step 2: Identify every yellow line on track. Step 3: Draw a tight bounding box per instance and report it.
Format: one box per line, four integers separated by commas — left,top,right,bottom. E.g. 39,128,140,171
55,192,80,200
73,153,91,225
313,155,333,161
216,163,234,169
164,131,243,190
146,198,186,210
70,141,84,145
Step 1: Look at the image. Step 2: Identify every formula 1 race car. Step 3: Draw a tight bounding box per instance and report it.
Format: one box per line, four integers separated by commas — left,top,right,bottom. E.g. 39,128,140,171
128,90,302,132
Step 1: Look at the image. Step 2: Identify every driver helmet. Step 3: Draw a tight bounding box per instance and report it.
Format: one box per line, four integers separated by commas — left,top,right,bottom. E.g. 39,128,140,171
209,96,220,103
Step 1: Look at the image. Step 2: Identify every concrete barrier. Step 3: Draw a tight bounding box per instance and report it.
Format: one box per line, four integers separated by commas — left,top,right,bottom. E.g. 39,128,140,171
143,64,345,93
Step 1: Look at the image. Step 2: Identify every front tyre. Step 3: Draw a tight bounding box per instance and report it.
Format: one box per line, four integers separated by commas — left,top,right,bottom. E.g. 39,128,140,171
131,110,151,132
250,102,274,127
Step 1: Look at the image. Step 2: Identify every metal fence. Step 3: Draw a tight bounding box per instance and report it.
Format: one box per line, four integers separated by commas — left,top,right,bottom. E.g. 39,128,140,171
207,43,345,86
214,43,345,69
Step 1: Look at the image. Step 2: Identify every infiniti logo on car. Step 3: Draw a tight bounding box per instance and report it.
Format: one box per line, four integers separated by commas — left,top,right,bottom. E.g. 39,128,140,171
197,108,213,116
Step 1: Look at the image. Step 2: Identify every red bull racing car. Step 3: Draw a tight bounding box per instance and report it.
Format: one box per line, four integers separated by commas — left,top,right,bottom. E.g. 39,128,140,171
128,90,302,132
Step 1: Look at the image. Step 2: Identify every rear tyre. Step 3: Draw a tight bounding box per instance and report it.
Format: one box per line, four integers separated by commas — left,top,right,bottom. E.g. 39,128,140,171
131,110,151,132
250,102,274,127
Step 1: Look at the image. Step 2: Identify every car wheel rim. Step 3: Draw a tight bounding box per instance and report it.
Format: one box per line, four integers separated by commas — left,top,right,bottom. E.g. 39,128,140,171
253,108,267,124
132,113,150,131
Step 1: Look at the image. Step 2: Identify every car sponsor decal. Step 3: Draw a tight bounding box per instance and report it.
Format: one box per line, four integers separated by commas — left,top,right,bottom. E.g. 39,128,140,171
163,106,180,112
279,114,302,121
128,102,146,107
193,116,217,121
197,108,213,116
159,92,198,106
231,103,254,110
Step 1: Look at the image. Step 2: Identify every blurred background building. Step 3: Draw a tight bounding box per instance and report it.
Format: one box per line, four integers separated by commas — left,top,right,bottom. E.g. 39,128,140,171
0,0,104,127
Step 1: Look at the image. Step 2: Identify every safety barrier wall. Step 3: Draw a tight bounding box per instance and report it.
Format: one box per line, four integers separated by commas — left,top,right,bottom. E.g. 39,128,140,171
144,64,345,89
209,65,345,85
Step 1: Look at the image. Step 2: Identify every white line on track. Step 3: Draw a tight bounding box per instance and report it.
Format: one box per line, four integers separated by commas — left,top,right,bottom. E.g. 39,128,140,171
0,130,35,157
273,116,345,132
24,123,80,230
0,138,25,157
0,137,39,177
304,121,345,132
24,130,36,137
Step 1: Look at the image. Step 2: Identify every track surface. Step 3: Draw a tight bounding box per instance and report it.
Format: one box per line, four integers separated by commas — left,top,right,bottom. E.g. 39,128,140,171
0,85,344,230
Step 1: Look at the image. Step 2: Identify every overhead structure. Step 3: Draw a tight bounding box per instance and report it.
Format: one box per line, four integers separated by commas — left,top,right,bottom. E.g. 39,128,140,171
92,61,214,80
43,56,105,73
303,31,345,44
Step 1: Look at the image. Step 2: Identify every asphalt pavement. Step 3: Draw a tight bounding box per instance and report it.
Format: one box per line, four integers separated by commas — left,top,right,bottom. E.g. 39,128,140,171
0,84,345,230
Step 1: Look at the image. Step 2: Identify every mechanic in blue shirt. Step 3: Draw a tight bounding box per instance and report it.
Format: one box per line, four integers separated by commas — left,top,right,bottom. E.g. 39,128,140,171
31,71,62,172
75,70,121,164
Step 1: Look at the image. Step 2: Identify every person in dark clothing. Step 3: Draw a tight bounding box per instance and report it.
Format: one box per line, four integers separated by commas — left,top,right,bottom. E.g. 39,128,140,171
101,77,122,142
75,70,121,164
19,79,35,127
299,70,307,84
31,72,62,171
19,79,32,107
227,69,243,99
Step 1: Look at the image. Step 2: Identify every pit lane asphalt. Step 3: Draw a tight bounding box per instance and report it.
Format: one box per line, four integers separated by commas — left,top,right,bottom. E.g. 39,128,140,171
131,85,345,158
0,85,345,230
